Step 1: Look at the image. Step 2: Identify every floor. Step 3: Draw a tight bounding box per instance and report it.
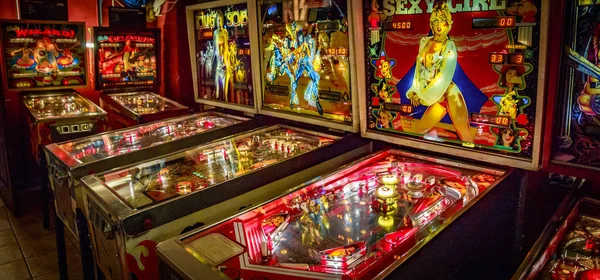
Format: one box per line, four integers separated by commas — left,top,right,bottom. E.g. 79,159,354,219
0,197,83,280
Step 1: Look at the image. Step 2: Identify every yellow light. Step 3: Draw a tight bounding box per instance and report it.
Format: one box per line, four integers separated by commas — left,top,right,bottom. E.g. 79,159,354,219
376,186,395,198
378,216,394,230
382,174,398,185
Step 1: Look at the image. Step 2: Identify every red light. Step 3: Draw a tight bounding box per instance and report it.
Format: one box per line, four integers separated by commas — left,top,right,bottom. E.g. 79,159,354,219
369,18,378,28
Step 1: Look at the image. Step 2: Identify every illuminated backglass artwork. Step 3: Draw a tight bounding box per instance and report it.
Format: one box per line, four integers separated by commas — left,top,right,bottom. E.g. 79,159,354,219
552,2,600,170
364,0,542,158
93,27,160,90
192,4,254,106
0,20,86,90
258,0,353,123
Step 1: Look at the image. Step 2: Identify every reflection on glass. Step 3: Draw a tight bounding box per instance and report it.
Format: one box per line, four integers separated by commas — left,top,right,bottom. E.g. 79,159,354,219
96,127,334,209
23,92,104,119
181,151,501,279
58,114,241,163
109,92,186,116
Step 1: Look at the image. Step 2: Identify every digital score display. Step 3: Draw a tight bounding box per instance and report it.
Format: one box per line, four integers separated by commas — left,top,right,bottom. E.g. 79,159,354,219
489,53,504,64
471,113,510,127
384,103,413,115
383,21,412,31
473,17,516,29
488,53,524,65
508,53,524,65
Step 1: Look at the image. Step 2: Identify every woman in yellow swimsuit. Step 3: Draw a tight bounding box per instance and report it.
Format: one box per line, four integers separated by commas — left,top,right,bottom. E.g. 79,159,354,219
406,2,473,142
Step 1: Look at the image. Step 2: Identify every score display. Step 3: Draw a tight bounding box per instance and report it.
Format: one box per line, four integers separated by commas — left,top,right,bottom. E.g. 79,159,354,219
508,54,524,65
488,53,525,65
383,21,412,31
383,103,413,115
470,113,510,127
473,17,516,29
489,53,504,64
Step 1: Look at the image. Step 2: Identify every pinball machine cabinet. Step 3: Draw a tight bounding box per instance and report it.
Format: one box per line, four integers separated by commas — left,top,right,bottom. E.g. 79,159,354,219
153,0,550,279
92,27,189,129
541,0,600,182
512,1,600,278
156,149,522,280
44,112,252,239
99,91,189,129
0,19,101,213
80,125,370,280
23,91,107,162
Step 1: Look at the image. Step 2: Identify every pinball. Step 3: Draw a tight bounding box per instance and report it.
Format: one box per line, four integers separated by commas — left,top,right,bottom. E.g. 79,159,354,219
0,20,86,90
106,126,334,209
78,124,364,280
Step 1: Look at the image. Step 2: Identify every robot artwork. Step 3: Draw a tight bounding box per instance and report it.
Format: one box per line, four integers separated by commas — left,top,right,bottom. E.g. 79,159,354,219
260,0,353,123
193,4,253,106
267,23,322,114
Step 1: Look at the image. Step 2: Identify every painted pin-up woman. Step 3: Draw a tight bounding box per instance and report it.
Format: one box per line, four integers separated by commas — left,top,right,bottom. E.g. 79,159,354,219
406,2,473,142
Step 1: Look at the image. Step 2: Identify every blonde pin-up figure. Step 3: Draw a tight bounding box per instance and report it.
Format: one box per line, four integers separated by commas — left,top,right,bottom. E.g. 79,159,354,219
406,2,473,142
213,13,229,100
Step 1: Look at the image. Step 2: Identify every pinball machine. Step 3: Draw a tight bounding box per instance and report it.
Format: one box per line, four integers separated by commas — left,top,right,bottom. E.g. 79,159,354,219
73,1,369,279
92,27,190,129
80,125,369,280
512,1,600,279
0,20,107,214
540,0,600,181
156,0,551,279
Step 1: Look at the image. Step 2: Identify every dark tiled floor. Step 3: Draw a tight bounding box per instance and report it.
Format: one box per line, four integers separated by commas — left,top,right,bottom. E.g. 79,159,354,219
0,199,83,280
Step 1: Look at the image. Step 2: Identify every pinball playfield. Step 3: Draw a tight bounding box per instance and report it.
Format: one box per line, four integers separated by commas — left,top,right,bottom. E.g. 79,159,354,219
22,91,106,161
158,149,508,280
99,91,189,128
520,197,600,280
95,126,335,209
55,112,243,162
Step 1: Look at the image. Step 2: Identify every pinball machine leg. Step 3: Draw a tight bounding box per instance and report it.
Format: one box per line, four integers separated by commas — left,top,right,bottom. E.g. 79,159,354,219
55,214,69,280
41,147,50,229
77,209,95,280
